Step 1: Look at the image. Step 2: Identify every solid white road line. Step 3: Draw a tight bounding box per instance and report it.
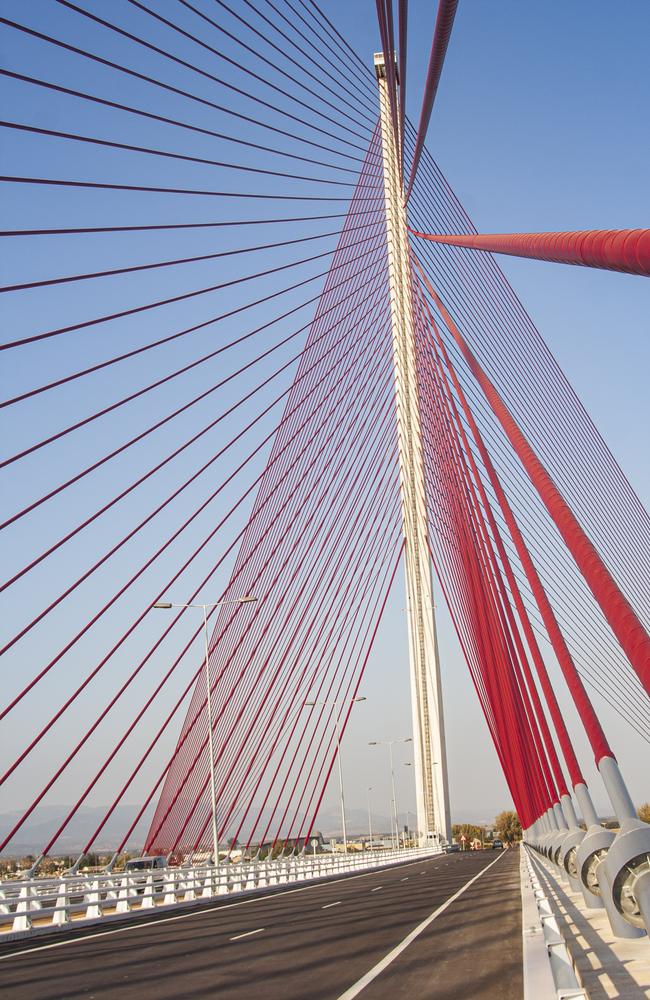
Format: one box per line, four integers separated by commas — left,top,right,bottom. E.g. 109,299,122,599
230,928,265,941
322,901,341,909
336,853,506,1000
0,855,443,961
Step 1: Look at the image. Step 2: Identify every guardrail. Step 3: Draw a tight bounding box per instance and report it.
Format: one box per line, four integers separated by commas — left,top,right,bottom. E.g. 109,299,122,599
521,846,587,999
0,846,441,940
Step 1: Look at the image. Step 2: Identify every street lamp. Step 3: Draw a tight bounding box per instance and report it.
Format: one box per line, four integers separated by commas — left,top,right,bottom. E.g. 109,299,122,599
366,786,374,852
369,737,412,849
403,764,413,846
305,696,366,854
153,595,257,867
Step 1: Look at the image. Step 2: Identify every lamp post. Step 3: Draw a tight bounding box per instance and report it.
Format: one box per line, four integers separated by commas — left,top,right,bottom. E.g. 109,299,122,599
366,786,374,852
404,763,413,846
305,696,366,854
153,595,257,867
369,738,412,849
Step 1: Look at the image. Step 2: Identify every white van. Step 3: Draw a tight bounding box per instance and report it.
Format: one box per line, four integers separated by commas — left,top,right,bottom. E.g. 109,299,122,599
125,856,167,895
125,856,167,872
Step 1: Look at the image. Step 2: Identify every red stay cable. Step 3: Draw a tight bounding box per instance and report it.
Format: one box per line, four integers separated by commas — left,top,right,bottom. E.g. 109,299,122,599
414,282,574,796
408,227,650,278
425,277,650,702
404,0,459,201
417,315,561,806
412,256,617,764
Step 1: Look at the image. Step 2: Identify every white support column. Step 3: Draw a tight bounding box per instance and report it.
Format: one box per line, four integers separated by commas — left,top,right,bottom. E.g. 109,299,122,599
375,53,451,845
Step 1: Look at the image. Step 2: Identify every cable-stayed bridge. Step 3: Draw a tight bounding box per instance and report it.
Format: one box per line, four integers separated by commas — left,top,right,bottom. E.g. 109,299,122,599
1,1,649,996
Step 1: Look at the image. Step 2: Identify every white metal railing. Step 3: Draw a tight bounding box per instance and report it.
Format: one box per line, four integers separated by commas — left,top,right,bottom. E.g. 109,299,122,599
521,846,587,999
0,846,441,939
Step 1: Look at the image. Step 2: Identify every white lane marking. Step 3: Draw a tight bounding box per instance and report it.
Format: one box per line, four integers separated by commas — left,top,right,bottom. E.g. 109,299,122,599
336,854,506,1000
1,855,444,961
230,927,264,941
371,886,382,892
400,877,408,882
322,901,341,909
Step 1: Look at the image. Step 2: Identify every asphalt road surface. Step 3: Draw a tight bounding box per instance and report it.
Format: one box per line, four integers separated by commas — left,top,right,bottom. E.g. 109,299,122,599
0,848,522,999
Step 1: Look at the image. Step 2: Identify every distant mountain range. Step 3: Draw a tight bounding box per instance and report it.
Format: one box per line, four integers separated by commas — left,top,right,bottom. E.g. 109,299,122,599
0,804,411,857
0,804,156,858
0,800,512,857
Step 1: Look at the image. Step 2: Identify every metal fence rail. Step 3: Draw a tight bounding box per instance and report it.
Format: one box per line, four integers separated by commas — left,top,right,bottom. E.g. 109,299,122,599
521,846,587,999
0,846,441,940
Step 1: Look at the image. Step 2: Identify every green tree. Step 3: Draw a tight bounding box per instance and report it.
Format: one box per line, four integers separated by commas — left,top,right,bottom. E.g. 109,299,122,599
494,810,522,843
452,823,486,847
638,803,650,824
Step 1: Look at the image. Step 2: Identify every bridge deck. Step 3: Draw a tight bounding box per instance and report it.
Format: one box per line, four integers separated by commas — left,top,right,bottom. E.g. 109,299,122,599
0,850,522,999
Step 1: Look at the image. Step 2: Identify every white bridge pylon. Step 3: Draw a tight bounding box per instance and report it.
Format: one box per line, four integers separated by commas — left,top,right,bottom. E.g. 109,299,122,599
375,53,452,846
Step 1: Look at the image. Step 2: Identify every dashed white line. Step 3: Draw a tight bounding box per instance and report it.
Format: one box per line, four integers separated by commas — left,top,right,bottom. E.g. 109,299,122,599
371,886,383,892
337,854,506,1000
0,854,442,961
230,927,265,941
400,877,409,882
322,901,341,909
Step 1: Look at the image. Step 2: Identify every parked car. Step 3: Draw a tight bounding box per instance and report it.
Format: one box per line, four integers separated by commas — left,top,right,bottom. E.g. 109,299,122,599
444,843,461,853
491,838,504,850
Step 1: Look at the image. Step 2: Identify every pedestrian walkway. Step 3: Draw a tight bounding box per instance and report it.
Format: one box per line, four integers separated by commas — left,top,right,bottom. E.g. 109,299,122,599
529,852,650,999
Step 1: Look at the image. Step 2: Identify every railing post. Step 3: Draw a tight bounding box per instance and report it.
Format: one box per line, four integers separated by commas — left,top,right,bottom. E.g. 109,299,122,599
85,879,102,920
52,882,70,926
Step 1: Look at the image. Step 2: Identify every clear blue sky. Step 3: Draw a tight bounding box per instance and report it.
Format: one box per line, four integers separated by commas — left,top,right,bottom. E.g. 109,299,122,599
1,1,648,841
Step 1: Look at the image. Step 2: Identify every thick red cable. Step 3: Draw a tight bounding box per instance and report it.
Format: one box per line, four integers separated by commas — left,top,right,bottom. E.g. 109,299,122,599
407,228,650,728
426,280,650,699
417,314,562,804
412,257,619,764
405,136,650,615
408,228,650,278
404,0,458,200
415,289,573,796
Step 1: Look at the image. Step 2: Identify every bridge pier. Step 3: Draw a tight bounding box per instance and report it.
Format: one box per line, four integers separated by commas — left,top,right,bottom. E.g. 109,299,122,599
375,52,452,849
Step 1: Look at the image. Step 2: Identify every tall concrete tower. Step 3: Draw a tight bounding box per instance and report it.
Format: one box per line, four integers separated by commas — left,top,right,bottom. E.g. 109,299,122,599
375,53,452,845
